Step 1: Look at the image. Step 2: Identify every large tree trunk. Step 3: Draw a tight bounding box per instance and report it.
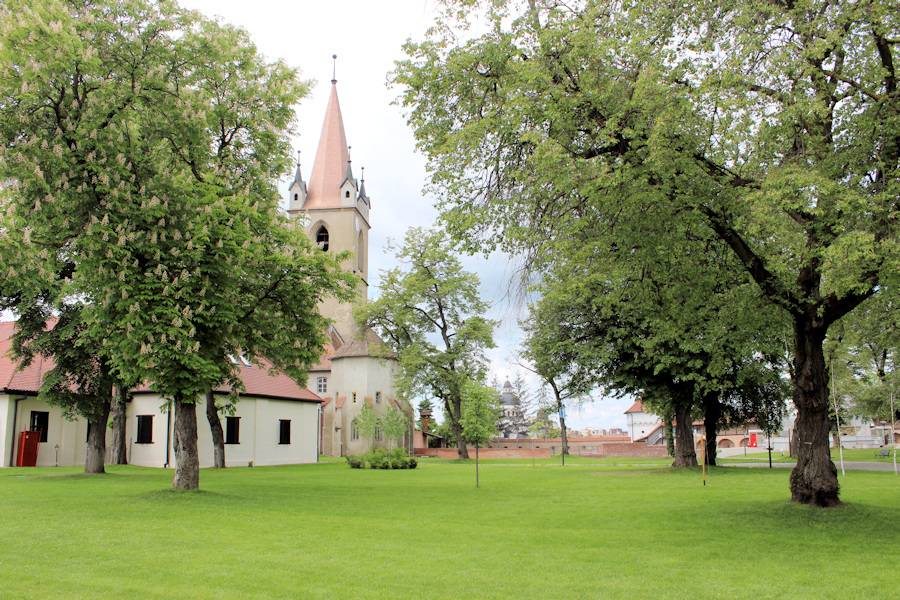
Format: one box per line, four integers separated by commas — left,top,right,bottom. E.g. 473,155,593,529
84,399,111,474
205,390,225,468
789,320,841,507
449,397,469,459
109,385,128,465
172,394,200,490
702,394,721,467
672,403,698,468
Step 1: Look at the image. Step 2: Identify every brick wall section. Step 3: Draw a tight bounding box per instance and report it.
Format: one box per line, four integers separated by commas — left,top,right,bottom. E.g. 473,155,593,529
415,443,669,459
578,443,670,459
415,448,553,459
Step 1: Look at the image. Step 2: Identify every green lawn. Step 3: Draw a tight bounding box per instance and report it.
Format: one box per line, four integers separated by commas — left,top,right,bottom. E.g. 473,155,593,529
1,462,898,599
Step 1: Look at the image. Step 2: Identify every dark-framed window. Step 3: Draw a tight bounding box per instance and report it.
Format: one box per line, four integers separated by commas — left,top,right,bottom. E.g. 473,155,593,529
30,411,49,443
279,420,291,445
315,226,329,251
136,415,153,444
225,417,240,445
374,425,382,441
375,391,381,404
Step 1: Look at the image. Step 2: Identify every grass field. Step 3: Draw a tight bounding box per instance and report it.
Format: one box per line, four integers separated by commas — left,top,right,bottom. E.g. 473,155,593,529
1,461,898,599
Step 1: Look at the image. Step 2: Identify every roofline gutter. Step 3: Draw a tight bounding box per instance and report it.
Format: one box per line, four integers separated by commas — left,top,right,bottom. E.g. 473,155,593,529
8,395,27,467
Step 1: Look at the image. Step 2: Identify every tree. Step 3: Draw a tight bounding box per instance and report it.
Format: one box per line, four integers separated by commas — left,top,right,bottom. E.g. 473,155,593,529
381,404,411,452
354,401,380,452
357,227,496,459
459,378,500,487
395,0,899,506
529,407,561,440
0,0,355,489
5,305,118,473
520,298,598,461
830,292,900,426
507,371,534,437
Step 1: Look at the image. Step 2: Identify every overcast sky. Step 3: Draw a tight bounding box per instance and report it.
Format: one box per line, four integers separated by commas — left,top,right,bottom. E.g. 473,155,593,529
178,0,634,430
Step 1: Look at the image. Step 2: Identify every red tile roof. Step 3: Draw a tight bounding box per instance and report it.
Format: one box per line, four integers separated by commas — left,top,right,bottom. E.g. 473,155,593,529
1,320,322,403
0,321,48,393
625,400,644,413
308,340,335,372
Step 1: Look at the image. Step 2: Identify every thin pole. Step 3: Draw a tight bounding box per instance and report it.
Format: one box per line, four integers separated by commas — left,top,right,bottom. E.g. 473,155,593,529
701,435,706,486
891,390,897,476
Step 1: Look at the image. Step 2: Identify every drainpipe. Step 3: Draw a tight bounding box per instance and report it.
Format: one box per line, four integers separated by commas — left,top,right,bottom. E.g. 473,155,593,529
163,404,172,468
8,395,27,467
317,406,322,463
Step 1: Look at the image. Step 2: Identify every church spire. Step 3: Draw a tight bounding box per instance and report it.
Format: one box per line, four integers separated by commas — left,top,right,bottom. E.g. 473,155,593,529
304,79,350,209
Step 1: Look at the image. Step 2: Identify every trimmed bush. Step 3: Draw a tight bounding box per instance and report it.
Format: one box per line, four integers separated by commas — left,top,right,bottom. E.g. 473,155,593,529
349,447,417,469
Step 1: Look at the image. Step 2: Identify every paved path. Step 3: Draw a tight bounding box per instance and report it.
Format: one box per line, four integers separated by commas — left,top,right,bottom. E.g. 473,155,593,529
725,460,900,472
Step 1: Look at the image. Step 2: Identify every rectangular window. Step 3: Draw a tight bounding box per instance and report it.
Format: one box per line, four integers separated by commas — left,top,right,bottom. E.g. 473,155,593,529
279,420,291,445
30,411,49,443
375,425,382,441
375,391,381,404
136,415,153,444
225,416,240,445
317,377,327,394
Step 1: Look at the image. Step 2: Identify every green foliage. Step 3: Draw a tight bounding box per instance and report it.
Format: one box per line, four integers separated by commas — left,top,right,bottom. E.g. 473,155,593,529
356,227,496,456
355,401,379,448
828,291,900,422
395,0,899,502
459,378,500,447
380,404,410,450
0,0,356,487
349,447,417,469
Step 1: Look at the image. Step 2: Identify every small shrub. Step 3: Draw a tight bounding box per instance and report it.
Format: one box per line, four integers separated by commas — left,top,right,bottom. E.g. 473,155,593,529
349,447,418,470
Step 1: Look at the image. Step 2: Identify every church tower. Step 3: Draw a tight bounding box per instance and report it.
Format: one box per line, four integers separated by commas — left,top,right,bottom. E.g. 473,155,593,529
288,77,370,339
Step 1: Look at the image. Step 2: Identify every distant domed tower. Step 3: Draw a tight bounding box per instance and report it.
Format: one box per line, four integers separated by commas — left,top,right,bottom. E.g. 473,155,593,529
497,380,528,439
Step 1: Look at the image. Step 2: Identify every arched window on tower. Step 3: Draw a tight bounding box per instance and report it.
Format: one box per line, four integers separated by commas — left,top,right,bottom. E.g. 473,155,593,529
315,226,329,251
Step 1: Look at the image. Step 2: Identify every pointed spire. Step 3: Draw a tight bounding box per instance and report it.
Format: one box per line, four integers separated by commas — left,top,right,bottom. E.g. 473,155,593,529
358,166,368,203
289,150,305,188
305,78,350,209
341,146,355,187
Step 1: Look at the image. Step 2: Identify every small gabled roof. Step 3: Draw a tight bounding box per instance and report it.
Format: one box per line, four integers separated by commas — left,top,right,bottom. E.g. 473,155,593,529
625,400,645,414
330,328,393,360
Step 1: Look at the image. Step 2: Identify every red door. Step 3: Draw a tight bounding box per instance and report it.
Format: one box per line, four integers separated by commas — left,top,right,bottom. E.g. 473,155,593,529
16,431,41,467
